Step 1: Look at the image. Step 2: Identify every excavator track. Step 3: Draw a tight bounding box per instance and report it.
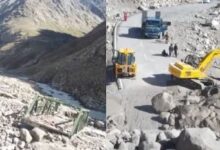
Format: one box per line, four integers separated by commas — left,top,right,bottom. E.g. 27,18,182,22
169,75,215,90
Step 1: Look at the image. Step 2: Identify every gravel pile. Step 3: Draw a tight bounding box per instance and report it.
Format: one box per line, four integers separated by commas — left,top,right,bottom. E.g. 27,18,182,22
107,118,220,150
0,75,106,150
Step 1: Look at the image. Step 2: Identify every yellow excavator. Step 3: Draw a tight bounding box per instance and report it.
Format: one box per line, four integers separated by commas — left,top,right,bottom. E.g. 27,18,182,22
114,48,137,77
169,48,220,95
169,48,220,79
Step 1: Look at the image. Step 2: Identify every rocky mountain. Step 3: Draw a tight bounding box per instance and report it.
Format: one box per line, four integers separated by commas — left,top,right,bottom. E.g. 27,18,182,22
0,0,106,112
0,0,104,41
23,22,106,111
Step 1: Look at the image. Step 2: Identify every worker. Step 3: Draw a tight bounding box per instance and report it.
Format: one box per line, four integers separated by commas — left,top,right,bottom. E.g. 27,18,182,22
174,44,178,57
124,12,128,21
165,32,169,44
162,49,168,57
169,44,174,57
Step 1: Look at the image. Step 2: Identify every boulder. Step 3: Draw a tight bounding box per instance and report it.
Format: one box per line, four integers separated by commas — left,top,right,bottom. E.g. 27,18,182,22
32,142,74,150
106,141,114,150
20,128,32,143
31,127,46,142
18,140,26,149
107,113,126,128
131,129,141,147
186,95,201,104
176,128,220,150
157,132,167,142
141,130,160,143
203,116,220,132
121,131,131,142
192,24,200,32
107,129,121,145
168,114,176,126
176,105,211,128
12,137,19,144
139,141,161,150
118,141,128,150
165,129,181,139
151,92,176,113
94,121,105,129
160,112,170,123
161,124,170,130
211,19,220,30
209,11,219,15
126,142,136,150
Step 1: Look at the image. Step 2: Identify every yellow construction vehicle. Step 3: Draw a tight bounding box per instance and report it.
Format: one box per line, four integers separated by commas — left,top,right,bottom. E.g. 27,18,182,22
114,48,137,77
169,49,220,80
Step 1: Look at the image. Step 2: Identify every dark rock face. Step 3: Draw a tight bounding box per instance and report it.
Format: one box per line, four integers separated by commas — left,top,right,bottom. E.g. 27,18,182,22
177,128,220,150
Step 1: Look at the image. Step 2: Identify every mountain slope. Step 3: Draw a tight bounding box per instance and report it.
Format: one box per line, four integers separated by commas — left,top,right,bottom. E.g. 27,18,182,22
0,0,103,46
21,22,106,111
0,0,106,111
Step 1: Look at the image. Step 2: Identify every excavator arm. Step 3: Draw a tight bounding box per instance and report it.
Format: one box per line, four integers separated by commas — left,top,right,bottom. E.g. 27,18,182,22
198,49,220,72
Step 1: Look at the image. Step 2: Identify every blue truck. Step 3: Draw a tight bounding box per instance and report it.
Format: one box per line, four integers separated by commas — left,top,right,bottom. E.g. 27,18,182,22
142,11,171,39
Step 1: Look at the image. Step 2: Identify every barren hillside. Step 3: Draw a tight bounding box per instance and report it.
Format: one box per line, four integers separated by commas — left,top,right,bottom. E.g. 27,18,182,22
0,0,103,42
0,0,106,111
22,22,106,112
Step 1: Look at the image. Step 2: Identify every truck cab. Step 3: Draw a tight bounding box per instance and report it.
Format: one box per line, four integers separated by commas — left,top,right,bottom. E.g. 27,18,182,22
142,11,171,39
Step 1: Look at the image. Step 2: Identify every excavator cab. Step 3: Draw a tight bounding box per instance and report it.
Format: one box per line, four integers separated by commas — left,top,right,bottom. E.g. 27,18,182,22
114,48,137,77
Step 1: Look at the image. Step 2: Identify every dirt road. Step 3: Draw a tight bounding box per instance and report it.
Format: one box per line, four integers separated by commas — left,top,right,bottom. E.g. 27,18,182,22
107,1,218,130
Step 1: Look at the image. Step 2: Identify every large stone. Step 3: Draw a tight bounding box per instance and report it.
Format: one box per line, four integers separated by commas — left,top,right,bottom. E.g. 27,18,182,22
12,137,19,144
206,95,220,109
107,129,121,145
20,128,32,143
211,19,220,30
168,114,176,126
118,141,128,150
139,141,161,150
165,129,181,139
141,130,160,143
186,95,201,104
177,128,220,150
203,116,220,132
32,142,74,150
106,141,114,150
176,105,211,128
121,131,131,142
107,113,126,128
151,92,176,113
157,132,167,142
94,121,105,129
31,127,46,142
131,129,141,146
126,142,136,150
161,124,170,130
160,112,170,123
18,140,26,149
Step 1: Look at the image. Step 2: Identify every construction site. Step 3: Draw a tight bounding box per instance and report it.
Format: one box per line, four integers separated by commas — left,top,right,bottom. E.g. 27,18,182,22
107,0,220,149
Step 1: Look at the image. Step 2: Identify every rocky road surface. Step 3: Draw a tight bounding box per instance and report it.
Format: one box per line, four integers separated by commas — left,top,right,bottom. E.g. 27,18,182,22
107,0,218,130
